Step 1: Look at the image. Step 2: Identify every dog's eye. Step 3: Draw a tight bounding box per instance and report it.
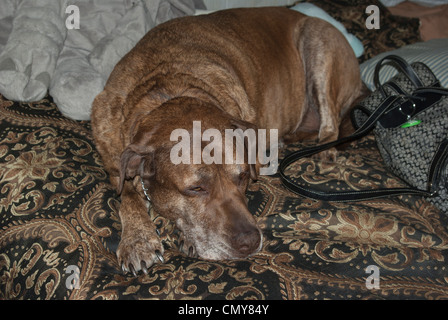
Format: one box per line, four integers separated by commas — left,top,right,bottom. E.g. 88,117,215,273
186,186,206,195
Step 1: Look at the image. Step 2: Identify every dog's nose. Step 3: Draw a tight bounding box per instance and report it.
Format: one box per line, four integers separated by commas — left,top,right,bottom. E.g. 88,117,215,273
233,225,261,256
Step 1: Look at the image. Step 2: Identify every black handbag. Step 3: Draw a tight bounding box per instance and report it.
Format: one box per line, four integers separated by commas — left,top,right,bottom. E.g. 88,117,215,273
279,55,448,214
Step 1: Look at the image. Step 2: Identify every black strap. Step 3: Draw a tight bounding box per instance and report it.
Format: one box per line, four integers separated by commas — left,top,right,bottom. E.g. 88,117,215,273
373,55,424,98
279,89,448,202
428,139,448,196
375,86,445,129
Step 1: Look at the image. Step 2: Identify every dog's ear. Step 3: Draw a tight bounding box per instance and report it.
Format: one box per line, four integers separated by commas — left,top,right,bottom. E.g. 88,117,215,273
230,118,260,181
118,146,155,195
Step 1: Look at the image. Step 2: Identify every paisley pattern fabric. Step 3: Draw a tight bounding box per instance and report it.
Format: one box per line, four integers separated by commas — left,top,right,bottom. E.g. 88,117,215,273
0,2,441,300
2,95,448,300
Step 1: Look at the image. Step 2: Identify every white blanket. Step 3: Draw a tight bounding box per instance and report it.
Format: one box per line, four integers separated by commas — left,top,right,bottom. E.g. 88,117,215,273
0,0,204,120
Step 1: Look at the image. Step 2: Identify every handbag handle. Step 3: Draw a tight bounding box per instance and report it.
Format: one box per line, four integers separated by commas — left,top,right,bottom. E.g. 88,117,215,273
279,88,448,202
373,55,424,98
280,95,431,201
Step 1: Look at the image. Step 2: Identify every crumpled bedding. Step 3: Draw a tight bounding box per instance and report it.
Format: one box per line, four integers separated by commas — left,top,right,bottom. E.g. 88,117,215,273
0,0,205,120
388,1,448,41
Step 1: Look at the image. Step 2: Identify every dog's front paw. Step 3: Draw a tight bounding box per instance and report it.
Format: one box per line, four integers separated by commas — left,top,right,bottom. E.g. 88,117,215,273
178,232,198,258
117,229,165,276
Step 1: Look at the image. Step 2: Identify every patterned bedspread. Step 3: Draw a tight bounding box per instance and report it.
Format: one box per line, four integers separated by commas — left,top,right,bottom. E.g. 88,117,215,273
2,95,448,300
3,0,448,300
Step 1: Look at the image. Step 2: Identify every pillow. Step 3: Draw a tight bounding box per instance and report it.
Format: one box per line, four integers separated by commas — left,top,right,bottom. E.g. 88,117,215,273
360,38,448,90
299,0,421,63
290,3,364,58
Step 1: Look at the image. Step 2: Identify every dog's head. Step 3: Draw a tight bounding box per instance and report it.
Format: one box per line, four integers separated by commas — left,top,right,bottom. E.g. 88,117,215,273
118,99,262,260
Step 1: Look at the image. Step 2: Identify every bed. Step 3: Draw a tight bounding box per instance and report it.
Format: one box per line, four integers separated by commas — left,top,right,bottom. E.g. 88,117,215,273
1,0,448,300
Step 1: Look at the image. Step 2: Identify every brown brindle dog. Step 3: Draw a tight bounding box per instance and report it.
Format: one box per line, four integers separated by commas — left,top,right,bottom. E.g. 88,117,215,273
91,7,366,275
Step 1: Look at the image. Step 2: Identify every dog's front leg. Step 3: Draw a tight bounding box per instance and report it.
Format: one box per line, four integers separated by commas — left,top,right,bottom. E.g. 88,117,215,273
116,180,164,276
